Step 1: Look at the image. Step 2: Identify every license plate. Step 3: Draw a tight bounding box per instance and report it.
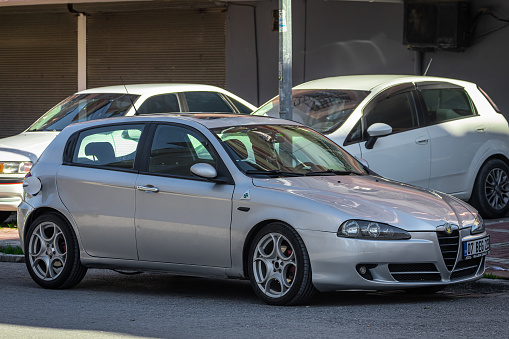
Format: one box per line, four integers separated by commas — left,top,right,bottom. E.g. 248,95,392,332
463,236,490,259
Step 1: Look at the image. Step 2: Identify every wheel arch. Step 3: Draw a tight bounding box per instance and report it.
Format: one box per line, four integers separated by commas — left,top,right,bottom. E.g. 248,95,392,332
23,207,73,244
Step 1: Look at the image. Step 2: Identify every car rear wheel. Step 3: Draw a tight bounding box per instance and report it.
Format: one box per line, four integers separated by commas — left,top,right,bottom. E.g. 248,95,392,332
470,159,509,219
25,213,87,289
248,222,316,305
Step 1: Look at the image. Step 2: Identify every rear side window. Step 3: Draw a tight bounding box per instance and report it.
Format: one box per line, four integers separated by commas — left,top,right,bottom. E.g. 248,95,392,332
71,124,145,170
420,88,476,123
138,94,180,114
184,92,234,113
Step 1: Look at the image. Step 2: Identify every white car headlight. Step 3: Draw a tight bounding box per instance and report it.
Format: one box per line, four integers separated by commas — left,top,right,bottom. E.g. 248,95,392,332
471,214,485,234
0,161,32,174
337,220,411,240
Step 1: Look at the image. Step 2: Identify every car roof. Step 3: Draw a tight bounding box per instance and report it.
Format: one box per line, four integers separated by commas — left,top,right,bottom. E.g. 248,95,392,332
294,74,474,91
77,83,241,96
65,113,299,132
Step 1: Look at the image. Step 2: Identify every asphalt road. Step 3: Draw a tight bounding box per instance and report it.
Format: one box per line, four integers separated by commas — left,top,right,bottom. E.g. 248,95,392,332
1,262,508,339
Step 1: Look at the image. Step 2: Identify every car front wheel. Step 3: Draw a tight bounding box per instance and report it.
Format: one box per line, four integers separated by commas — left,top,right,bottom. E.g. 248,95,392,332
25,213,87,289
470,159,509,219
248,222,316,305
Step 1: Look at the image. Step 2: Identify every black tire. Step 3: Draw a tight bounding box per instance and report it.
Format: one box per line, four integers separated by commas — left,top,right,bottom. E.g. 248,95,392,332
247,222,317,305
24,213,87,289
404,285,445,294
470,159,509,219
0,211,12,224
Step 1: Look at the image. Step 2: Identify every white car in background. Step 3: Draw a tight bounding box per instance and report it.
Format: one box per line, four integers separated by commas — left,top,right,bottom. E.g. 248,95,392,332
0,84,255,223
253,75,509,218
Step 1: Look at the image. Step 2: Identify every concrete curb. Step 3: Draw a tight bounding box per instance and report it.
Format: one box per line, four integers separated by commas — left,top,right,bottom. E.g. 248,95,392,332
0,252,24,263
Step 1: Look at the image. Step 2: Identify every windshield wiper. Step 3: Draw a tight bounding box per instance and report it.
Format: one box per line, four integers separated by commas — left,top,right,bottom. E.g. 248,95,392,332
245,170,305,177
305,169,359,176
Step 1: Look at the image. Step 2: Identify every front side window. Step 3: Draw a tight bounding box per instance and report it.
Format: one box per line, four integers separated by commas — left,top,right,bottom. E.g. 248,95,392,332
71,124,144,170
364,90,418,134
420,88,476,123
252,89,369,134
184,92,234,113
29,93,139,132
148,124,217,177
213,125,367,177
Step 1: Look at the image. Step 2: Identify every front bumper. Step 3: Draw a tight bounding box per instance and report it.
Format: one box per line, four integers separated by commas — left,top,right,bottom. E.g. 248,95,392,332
300,228,487,292
0,180,24,211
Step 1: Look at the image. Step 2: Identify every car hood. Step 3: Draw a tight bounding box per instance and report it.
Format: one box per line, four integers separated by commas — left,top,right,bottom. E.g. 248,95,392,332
0,132,60,162
252,175,477,232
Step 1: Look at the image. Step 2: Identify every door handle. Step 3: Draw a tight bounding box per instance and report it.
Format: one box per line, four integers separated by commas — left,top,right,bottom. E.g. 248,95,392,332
136,185,159,193
475,126,486,133
415,137,429,145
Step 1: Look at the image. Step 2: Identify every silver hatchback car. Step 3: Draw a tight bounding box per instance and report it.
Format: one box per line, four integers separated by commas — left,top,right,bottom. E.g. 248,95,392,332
18,114,489,305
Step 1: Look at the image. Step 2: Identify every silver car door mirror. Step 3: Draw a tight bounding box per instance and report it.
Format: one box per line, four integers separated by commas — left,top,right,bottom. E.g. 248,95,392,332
190,163,218,179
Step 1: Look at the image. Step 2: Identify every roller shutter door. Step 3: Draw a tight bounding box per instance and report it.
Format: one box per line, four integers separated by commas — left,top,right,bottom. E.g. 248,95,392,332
87,6,226,89
0,11,77,138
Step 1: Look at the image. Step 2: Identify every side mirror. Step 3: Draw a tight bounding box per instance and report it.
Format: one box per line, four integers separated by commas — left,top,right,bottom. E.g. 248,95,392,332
190,163,217,179
365,123,392,149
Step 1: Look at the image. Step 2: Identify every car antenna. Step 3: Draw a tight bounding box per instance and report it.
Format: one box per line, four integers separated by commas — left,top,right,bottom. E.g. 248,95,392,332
423,57,433,76
120,76,139,116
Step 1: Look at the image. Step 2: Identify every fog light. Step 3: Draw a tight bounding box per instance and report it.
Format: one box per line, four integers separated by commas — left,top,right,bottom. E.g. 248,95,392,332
356,264,377,280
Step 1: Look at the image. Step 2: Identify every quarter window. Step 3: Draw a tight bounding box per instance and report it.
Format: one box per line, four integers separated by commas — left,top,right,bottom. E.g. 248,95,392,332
71,124,144,169
148,124,217,177
420,88,476,123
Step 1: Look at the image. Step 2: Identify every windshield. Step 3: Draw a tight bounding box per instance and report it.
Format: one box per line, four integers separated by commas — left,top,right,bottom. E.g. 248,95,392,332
212,124,367,177
28,93,139,132
252,89,369,134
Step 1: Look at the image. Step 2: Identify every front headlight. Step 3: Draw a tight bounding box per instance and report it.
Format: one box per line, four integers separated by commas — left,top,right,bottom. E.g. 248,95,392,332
471,214,485,234
337,220,411,240
0,162,32,174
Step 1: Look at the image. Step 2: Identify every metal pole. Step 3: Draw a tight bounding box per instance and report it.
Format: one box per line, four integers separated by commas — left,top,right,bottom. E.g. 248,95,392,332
278,0,292,120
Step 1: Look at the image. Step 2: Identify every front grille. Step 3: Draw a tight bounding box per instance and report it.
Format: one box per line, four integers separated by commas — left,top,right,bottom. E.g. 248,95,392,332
437,230,459,270
389,263,441,282
450,257,483,280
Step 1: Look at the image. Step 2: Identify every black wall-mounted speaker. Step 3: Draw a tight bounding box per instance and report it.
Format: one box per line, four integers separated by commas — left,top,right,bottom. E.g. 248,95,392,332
403,0,471,51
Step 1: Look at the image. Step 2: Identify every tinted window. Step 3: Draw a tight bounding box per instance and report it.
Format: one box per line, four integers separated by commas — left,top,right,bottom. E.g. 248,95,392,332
29,93,138,132
148,124,217,177
184,92,234,113
364,91,418,133
72,124,144,169
421,88,476,123
228,97,253,114
138,94,180,114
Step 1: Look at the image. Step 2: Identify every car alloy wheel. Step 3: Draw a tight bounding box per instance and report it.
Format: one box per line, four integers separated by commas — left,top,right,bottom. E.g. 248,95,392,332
248,222,316,305
25,213,87,289
485,167,509,210
28,221,68,281
471,159,509,219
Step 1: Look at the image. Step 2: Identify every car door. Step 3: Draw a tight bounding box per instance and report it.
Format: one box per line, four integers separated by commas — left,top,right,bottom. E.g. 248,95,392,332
416,82,490,194
347,83,431,188
57,123,145,259
135,123,234,267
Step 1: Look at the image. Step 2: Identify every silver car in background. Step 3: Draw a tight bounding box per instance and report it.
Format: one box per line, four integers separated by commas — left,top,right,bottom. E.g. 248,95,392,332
19,114,489,305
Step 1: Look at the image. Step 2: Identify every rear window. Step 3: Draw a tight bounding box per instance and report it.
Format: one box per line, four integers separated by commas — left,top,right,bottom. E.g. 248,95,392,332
478,86,501,113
